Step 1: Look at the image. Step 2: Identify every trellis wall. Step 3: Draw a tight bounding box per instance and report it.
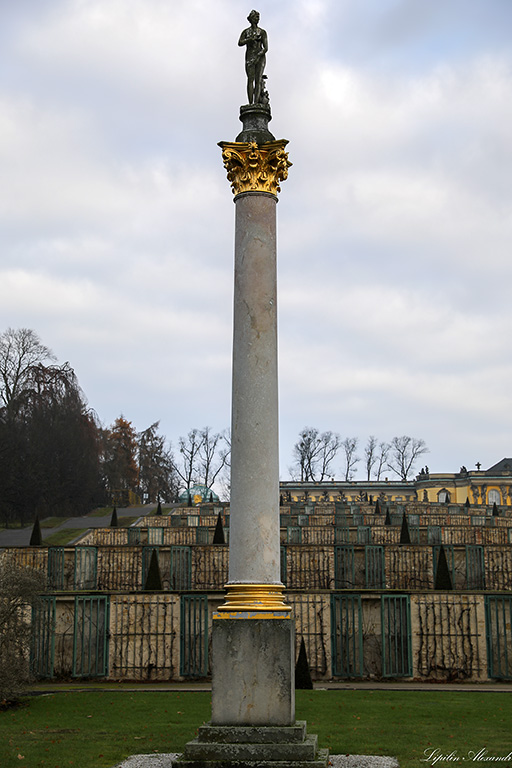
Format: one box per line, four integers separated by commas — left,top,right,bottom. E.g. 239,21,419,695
3,542,512,592
27,591,512,683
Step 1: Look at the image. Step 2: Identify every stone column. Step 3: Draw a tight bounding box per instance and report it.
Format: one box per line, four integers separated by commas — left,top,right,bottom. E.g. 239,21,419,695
177,128,327,768
216,140,291,615
211,140,294,726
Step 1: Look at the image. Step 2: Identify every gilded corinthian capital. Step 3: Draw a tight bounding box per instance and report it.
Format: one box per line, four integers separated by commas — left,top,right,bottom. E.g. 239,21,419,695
218,140,291,197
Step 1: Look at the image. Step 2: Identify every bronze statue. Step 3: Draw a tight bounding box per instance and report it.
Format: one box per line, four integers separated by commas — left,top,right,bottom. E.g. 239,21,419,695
238,10,268,105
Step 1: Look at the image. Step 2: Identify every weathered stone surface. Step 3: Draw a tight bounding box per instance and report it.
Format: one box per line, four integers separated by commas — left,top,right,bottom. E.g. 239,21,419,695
228,191,281,587
183,735,318,761
197,722,307,744
211,618,294,726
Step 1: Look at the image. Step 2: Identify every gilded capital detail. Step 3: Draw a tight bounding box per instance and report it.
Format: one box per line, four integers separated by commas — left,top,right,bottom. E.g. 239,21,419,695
219,140,291,196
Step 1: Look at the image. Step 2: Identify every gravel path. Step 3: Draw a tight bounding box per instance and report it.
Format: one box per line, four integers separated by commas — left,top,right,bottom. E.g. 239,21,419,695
114,754,399,767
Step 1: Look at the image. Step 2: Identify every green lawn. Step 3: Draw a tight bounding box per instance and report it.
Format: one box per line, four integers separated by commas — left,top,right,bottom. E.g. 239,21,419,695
43,529,89,546
40,517,70,529
2,690,512,768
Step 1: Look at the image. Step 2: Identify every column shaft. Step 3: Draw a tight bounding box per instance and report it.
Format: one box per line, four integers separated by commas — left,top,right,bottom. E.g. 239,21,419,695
228,191,281,586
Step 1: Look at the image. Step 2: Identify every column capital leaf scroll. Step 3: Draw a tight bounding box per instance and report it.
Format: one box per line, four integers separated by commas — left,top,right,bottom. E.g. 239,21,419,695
218,139,291,197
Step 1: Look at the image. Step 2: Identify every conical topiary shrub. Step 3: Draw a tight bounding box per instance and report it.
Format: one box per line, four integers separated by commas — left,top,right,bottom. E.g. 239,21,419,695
144,549,162,591
29,516,42,546
187,492,192,508
156,501,162,516
400,512,411,544
295,637,313,690
384,508,391,526
110,507,118,527
213,512,225,545
434,545,453,590
492,502,499,517
375,498,381,515
465,497,471,509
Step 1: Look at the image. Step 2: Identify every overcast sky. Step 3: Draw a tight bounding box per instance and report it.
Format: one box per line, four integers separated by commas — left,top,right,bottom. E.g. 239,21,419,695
1,0,511,481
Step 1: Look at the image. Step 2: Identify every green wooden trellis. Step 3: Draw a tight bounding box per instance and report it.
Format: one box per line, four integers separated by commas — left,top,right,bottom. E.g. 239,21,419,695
335,527,350,544
127,527,141,544
72,595,109,677
330,594,363,677
47,547,65,590
31,596,56,679
180,595,208,677
74,547,98,590
357,526,371,544
170,546,192,590
466,545,485,589
334,545,355,589
381,595,412,677
365,545,385,588
485,596,512,679
287,527,302,544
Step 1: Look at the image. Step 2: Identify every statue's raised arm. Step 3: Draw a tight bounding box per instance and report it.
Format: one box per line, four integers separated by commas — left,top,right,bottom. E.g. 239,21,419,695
238,10,268,105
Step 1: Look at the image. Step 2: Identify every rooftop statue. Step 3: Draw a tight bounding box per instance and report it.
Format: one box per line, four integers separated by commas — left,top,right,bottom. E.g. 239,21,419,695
238,10,268,105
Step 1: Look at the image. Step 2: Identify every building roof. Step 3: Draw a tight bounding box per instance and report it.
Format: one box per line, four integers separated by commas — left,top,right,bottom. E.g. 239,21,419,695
486,458,512,475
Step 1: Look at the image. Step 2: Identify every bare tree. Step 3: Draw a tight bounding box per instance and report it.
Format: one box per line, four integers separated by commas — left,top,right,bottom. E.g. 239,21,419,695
364,436,378,481
341,437,360,481
0,328,56,407
172,427,230,493
387,435,428,481
374,441,390,481
173,428,204,490
197,426,230,489
291,427,340,482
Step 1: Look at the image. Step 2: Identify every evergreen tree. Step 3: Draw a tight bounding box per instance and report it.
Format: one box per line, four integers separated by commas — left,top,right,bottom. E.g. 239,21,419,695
213,512,225,545
144,549,162,590
384,508,391,525
375,498,381,514
110,507,118,527
465,497,471,509
434,545,453,590
29,516,42,546
400,512,411,544
492,502,499,517
295,637,313,689
156,501,162,516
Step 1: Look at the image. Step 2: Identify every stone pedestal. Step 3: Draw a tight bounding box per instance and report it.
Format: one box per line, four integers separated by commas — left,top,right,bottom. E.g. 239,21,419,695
211,618,294,726
178,721,329,768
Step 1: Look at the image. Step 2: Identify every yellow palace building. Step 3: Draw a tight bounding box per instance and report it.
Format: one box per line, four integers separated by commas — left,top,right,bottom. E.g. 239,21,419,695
280,458,512,507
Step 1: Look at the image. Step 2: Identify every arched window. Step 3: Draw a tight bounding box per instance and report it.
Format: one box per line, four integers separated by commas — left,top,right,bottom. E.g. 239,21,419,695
487,489,501,505
437,489,450,503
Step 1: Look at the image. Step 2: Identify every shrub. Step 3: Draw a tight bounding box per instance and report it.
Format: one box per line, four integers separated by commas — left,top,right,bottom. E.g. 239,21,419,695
0,562,45,704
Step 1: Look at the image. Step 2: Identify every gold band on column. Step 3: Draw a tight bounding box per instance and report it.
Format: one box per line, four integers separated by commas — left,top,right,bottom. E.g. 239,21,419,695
215,583,291,615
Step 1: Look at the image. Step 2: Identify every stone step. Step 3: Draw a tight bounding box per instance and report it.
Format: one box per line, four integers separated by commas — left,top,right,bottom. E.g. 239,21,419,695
184,734,318,762
197,721,307,744
176,746,330,768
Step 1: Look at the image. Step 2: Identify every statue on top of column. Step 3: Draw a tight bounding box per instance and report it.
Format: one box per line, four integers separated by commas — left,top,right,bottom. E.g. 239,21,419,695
238,10,268,105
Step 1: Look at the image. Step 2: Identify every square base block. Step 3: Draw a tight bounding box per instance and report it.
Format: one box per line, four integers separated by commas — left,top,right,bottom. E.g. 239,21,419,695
177,721,329,768
211,617,295,726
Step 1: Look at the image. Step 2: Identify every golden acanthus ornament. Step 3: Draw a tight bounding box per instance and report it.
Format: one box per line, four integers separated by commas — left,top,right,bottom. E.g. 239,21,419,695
218,140,291,197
